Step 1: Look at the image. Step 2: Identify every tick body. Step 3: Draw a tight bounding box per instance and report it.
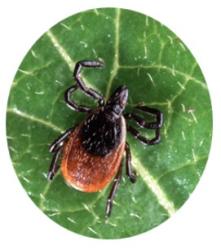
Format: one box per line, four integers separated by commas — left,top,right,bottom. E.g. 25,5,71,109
48,60,163,217
62,110,126,192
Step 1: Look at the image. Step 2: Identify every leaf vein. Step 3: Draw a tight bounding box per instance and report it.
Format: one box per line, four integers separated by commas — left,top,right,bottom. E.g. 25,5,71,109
7,107,63,133
132,155,176,216
119,64,207,89
105,8,120,99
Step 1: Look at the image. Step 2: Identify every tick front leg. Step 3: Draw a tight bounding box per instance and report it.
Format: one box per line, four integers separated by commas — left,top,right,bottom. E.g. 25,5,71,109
127,126,161,145
125,105,163,146
73,60,105,106
135,105,163,128
105,164,122,218
125,142,136,183
64,85,91,112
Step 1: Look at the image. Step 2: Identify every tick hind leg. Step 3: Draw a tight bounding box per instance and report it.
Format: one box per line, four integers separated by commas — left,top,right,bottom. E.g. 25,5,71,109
48,127,74,180
105,164,122,218
125,105,163,145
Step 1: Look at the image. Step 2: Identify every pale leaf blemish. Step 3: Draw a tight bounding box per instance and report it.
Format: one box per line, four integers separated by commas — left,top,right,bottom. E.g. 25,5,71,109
18,69,33,75
145,16,149,26
82,203,91,212
94,9,99,16
9,146,17,153
67,217,76,224
31,50,38,58
49,211,61,217
92,48,98,58
181,103,186,112
34,91,44,95
40,193,45,200
88,226,99,236
192,149,197,163
21,176,30,183
80,41,88,48
60,23,71,30
20,133,30,137
55,80,64,86
147,72,156,87
177,81,185,90
143,31,148,59
107,222,117,227
112,200,120,206
199,139,204,147
188,109,198,123
167,35,174,45
130,212,141,219
179,41,186,51
181,131,186,140
172,64,176,76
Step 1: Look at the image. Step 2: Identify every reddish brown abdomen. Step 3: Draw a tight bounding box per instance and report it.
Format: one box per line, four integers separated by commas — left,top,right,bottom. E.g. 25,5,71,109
61,119,126,192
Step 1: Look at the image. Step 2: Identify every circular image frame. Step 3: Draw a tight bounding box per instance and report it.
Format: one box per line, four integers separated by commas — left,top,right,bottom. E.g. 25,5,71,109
6,8,212,239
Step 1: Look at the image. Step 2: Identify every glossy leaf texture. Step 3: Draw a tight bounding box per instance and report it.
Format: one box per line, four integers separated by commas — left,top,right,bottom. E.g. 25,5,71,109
7,8,212,239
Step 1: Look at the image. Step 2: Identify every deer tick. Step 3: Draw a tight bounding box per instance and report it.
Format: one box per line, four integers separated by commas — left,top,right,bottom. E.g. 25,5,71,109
48,60,163,217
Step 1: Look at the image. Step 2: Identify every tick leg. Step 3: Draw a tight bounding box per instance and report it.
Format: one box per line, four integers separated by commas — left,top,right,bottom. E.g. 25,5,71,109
64,85,91,112
105,165,122,218
125,142,136,183
125,105,163,145
74,60,105,106
124,106,163,129
48,127,74,180
135,105,163,128
124,113,160,129
49,127,74,153
48,148,62,181
127,126,161,145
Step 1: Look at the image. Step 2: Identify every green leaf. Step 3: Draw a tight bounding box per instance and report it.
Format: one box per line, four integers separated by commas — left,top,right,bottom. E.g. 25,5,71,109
7,8,212,239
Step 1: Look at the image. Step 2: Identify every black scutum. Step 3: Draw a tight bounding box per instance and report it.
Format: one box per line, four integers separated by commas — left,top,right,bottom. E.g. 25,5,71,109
80,110,122,156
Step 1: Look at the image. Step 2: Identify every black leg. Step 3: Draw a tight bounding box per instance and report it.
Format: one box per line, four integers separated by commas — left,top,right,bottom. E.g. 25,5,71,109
127,126,161,145
64,85,91,112
124,113,159,129
125,105,163,145
135,105,163,128
124,106,163,129
48,148,62,181
48,127,74,180
49,127,74,153
125,142,136,183
105,164,122,218
74,60,105,106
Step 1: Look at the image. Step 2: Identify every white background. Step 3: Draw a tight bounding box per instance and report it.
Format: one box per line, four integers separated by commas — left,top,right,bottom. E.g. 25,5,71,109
0,0,221,249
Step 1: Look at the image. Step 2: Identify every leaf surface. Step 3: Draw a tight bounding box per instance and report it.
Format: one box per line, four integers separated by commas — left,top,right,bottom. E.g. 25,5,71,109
7,8,212,239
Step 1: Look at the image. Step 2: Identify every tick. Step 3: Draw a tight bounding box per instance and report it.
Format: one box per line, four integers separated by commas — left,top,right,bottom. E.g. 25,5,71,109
48,60,163,217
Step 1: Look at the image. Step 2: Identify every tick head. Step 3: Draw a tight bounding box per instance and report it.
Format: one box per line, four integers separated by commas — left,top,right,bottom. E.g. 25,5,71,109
105,85,128,120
